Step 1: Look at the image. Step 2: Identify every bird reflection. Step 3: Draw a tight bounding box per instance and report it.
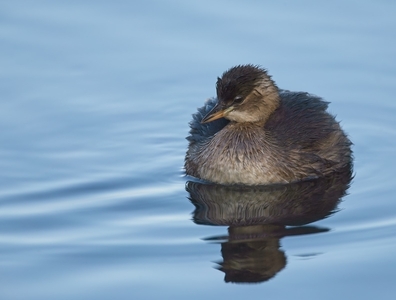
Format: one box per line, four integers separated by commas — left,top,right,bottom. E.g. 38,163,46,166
186,164,352,283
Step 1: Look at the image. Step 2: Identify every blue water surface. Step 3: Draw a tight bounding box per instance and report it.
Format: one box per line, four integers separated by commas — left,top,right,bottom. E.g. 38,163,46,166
1,1,396,299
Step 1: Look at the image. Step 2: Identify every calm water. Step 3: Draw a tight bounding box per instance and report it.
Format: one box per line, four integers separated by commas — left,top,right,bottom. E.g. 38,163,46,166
1,1,396,299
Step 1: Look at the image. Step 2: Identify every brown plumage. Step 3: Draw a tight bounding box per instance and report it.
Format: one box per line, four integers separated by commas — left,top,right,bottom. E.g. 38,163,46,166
185,65,352,185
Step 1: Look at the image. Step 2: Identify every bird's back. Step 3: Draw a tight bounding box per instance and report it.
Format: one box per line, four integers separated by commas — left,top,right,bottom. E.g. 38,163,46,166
267,91,338,149
266,90,352,175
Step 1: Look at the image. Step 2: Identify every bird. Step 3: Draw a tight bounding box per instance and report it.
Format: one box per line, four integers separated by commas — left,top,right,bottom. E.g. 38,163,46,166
184,64,352,186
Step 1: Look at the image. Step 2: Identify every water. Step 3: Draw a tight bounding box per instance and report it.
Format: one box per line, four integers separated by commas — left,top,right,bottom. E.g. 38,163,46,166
1,1,396,299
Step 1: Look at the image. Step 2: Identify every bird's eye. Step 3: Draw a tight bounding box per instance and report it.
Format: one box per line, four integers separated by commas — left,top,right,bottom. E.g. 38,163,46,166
233,96,244,104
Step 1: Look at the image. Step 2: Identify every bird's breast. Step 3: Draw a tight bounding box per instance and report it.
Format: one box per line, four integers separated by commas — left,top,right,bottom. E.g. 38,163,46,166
195,123,289,185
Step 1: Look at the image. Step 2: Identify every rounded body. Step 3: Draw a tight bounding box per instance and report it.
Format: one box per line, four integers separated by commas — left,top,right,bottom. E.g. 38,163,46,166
185,90,352,185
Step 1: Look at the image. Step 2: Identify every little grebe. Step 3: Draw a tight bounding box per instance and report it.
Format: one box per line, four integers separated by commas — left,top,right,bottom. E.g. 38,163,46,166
185,65,352,185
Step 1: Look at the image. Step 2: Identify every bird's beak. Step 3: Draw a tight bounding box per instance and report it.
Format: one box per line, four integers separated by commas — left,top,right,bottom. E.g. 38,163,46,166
201,104,234,124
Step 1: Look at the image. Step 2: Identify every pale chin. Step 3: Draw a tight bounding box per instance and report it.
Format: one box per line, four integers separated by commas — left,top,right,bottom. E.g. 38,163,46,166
226,110,261,122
